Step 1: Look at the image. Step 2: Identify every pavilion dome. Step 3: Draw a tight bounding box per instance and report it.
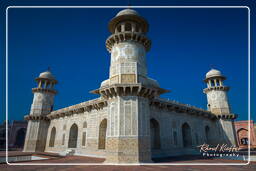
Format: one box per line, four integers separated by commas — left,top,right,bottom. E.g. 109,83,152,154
38,71,56,80
108,8,148,34
206,69,223,79
116,9,139,17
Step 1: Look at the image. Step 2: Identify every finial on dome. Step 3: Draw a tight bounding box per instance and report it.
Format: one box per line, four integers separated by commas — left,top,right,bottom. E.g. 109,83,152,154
210,64,215,70
127,0,131,8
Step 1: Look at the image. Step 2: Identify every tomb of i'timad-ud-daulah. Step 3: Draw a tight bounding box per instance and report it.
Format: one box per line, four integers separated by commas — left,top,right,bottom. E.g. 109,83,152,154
23,9,239,163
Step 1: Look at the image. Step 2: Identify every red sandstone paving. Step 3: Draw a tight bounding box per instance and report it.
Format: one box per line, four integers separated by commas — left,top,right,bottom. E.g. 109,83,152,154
1,163,256,171
1,152,255,171
0,151,62,157
0,151,33,157
1,155,256,171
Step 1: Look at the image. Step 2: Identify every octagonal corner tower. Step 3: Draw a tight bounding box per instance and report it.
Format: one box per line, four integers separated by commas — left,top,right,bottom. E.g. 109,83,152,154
106,9,150,84
91,9,169,164
92,8,169,97
203,68,231,115
23,70,58,152
203,69,237,146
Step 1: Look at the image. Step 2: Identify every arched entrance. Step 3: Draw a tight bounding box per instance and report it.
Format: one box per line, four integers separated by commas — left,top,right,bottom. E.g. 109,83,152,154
241,138,248,145
205,126,210,144
150,118,161,149
98,119,107,149
182,123,192,148
14,128,26,147
68,124,78,148
49,127,56,147
237,128,248,146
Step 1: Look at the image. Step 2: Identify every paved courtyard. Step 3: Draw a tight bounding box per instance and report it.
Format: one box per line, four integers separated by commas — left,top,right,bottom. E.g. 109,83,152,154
1,151,256,171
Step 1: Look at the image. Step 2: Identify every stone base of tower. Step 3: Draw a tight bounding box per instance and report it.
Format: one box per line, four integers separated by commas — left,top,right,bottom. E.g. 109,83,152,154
23,140,43,152
105,136,152,164
23,120,49,152
219,119,238,146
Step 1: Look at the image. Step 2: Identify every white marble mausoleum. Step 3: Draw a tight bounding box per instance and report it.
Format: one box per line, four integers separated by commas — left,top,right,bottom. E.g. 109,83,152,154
23,9,238,163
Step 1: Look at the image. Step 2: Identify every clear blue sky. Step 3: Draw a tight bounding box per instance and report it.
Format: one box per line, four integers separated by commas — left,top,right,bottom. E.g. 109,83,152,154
0,0,255,123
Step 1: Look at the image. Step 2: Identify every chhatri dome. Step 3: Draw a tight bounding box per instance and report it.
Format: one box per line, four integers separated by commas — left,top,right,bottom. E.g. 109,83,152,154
38,71,56,80
35,70,58,88
116,9,140,16
205,68,223,79
108,8,149,33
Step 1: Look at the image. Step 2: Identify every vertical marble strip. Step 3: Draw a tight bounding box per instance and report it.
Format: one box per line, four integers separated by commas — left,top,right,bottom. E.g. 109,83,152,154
30,122,34,138
128,101,132,135
135,62,138,82
110,105,112,137
114,103,118,136
142,101,145,136
111,104,114,137
125,102,131,135
32,121,36,138
135,98,138,136
112,104,115,137
145,101,148,136
136,98,139,136
139,100,143,135
110,104,112,136
144,101,148,135
144,101,147,136
138,101,141,135
130,100,133,135
26,122,31,140
117,97,120,136
131,99,135,135
36,121,39,138
145,102,149,136
120,99,124,136
124,103,127,135
122,99,126,135
106,106,110,138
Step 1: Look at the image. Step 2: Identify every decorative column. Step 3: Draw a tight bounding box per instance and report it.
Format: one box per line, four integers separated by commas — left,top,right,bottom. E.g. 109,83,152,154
214,79,217,86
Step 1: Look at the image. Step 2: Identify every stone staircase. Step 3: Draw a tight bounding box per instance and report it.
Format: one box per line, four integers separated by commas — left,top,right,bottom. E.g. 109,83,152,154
59,149,75,156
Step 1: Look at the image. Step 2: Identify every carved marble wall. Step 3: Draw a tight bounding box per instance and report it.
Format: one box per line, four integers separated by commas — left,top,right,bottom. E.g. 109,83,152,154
206,90,231,114
30,92,55,116
109,41,147,83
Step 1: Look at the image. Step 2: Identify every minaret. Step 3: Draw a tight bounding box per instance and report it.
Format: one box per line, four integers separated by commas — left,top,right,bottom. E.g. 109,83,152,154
203,69,237,146
203,69,231,115
23,70,57,152
106,8,151,85
91,9,168,163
